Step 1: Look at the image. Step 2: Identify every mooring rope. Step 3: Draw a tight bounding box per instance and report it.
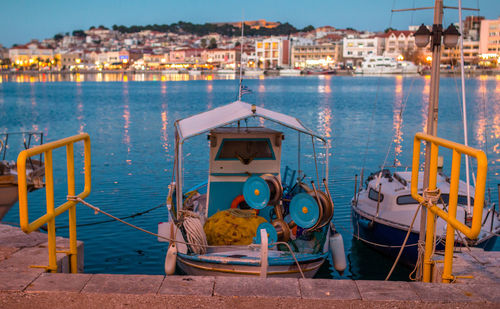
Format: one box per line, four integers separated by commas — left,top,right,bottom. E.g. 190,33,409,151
385,204,421,280
66,196,306,277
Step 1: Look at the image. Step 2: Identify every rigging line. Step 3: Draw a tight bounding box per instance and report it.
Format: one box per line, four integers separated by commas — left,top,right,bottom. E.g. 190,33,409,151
385,204,422,281
41,203,166,230
66,195,311,276
380,76,418,170
360,0,398,173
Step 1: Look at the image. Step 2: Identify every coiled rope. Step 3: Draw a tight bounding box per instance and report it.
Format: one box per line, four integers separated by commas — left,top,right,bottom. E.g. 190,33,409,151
179,210,208,254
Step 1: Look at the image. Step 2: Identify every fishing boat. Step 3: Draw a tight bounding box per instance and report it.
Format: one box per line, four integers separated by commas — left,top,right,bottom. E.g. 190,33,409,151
244,69,265,76
157,100,346,277
351,0,499,267
354,55,419,75
305,69,337,75
352,169,500,265
0,132,45,220
279,69,302,76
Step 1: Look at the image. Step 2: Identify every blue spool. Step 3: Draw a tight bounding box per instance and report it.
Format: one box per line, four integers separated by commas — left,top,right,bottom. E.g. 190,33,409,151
289,193,320,229
243,175,270,210
253,222,278,245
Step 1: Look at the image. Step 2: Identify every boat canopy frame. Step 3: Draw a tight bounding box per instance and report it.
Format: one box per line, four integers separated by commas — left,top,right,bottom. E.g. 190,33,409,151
173,100,329,216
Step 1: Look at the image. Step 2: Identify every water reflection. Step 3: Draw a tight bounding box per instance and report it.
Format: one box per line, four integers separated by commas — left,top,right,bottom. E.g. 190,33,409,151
420,75,430,133
161,82,169,155
76,82,85,134
0,72,249,83
392,76,404,166
122,82,131,153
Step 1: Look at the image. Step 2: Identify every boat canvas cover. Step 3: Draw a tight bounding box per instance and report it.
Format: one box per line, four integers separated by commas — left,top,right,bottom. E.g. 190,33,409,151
175,101,325,142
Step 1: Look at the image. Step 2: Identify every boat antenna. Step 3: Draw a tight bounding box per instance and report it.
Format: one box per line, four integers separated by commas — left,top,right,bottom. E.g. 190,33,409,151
457,0,472,217
237,16,245,101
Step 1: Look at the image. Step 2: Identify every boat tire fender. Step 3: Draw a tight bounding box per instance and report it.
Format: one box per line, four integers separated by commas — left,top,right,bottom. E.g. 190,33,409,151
231,195,259,215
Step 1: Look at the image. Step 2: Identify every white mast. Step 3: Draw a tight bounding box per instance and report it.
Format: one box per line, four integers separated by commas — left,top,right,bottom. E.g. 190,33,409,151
237,19,245,101
458,0,472,215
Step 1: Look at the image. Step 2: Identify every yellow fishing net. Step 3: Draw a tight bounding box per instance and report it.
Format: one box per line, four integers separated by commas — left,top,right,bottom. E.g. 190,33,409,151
204,209,268,246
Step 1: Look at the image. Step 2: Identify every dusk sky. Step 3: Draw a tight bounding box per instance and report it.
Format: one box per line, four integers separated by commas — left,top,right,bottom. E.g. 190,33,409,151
1,0,499,47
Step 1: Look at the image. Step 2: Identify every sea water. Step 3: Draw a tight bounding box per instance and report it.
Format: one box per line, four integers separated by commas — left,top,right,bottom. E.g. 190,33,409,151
1,73,499,280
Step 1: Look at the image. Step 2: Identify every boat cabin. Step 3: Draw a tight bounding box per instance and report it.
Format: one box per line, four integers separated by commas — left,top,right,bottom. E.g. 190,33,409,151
206,127,283,217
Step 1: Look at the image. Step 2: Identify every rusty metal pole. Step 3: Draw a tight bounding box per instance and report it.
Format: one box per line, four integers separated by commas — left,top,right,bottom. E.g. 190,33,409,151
418,0,443,281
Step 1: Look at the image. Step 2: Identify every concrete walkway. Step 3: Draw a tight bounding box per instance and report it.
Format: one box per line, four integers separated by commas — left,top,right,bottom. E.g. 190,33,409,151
0,223,498,308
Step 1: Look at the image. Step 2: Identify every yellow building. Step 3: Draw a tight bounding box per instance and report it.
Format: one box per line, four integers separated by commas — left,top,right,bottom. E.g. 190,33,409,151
9,42,54,68
292,43,342,69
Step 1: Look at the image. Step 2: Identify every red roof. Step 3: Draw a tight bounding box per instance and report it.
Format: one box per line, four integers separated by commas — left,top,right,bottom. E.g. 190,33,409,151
379,30,414,38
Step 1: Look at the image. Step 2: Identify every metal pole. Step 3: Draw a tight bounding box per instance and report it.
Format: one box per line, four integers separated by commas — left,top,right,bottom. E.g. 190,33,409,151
419,0,443,281
458,0,472,216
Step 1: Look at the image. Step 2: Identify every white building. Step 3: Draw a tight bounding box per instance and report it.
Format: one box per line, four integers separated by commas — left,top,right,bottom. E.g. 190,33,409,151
381,30,416,59
342,35,384,67
255,37,291,69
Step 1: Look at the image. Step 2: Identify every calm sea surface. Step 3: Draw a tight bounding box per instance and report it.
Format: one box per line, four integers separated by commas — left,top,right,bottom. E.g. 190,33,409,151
1,73,499,280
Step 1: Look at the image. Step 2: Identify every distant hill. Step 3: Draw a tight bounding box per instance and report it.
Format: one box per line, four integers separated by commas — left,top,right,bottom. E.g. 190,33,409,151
111,21,314,36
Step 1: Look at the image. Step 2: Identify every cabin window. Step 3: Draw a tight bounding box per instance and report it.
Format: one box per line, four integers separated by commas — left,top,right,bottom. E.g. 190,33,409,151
396,194,474,205
396,195,418,205
368,188,384,202
216,138,274,161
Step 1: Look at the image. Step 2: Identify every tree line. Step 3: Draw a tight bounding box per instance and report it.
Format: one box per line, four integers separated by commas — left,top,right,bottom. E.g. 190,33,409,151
110,21,314,36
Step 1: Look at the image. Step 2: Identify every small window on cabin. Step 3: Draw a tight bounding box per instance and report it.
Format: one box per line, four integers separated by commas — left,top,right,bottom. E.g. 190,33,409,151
368,188,384,202
396,195,418,205
216,139,274,160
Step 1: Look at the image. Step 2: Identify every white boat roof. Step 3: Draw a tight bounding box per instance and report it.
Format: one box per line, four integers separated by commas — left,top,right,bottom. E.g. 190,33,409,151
175,100,325,142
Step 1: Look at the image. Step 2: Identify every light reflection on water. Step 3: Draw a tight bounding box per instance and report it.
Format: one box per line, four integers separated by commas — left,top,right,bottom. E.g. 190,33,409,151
1,74,499,280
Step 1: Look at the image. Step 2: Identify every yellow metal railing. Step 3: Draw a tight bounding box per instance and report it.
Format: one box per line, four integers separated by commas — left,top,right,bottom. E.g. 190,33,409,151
17,133,91,273
411,132,487,283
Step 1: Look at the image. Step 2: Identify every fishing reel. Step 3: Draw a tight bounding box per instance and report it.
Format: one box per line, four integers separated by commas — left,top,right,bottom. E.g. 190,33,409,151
242,175,333,243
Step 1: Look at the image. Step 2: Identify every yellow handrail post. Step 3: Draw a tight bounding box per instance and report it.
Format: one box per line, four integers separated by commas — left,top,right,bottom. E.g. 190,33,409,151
17,133,91,273
66,143,78,274
422,142,439,282
411,132,488,283
44,149,58,273
442,149,461,283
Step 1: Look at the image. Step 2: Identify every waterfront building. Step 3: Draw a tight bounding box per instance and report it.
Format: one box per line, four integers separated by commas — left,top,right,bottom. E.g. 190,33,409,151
381,30,416,60
255,37,291,69
291,42,342,69
9,41,54,68
169,48,203,64
342,34,384,67
59,50,84,70
463,16,484,41
201,48,240,68
479,16,500,67
441,39,480,66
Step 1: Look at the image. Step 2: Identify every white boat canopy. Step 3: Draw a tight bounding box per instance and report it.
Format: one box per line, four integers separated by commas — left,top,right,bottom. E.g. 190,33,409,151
175,100,326,143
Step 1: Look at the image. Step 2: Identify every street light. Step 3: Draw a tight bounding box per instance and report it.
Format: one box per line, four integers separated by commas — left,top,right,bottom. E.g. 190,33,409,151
414,24,431,48
413,23,460,49
443,24,460,48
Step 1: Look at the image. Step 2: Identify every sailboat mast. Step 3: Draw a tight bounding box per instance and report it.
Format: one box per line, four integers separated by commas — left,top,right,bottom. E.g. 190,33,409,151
238,21,245,101
419,0,444,281
458,0,472,215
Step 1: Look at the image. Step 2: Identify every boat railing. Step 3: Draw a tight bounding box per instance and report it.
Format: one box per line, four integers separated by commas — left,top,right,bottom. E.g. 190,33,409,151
410,132,487,283
17,133,91,273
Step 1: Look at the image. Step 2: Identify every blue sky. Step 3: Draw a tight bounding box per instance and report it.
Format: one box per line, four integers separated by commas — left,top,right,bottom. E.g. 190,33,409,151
1,0,498,47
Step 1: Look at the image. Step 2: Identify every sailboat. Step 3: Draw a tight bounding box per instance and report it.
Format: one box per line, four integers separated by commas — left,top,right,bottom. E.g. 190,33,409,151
350,0,500,266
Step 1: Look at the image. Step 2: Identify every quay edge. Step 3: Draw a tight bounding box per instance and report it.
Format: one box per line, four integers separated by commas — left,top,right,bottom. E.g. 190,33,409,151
0,223,499,308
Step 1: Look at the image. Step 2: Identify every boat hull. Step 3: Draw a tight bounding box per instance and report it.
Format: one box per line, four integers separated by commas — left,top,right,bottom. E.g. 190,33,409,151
176,253,326,278
0,185,18,220
351,206,498,266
